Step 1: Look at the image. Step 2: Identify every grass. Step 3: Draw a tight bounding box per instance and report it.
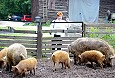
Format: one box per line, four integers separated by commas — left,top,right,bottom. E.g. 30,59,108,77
0,25,37,31
13,26,37,31
0,33,37,37
110,20,115,23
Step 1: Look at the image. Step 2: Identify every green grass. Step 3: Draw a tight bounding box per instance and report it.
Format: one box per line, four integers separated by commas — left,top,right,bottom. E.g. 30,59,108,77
0,33,37,37
0,26,8,29
13,26,37,31
110,20,115,23
0,25,37,31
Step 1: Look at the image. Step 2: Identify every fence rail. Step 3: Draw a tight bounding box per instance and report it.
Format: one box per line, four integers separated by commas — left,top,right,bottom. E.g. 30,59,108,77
0,23,115,58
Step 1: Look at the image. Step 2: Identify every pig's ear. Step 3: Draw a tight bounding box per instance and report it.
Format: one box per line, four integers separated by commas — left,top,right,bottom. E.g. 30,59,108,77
3,56,6,61
20,53,25,60
11,66,15,71
78,55,81,59
102,55,105,59
12,66,18,71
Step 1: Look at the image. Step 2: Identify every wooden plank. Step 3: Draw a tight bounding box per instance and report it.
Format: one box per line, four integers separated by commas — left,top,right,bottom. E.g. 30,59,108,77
42,30,82,33
42,45,68,48
42,41,74,44
42,53,52,58
0,47,37,51
42,37,80,40
42,53,73,58
42,52,73,58
0,43,37,48
27,48,37,53
0,40,37,44
86,23,115,27
14,30,36,34
86,32,115,34
42,48,68,53
0,35,37,40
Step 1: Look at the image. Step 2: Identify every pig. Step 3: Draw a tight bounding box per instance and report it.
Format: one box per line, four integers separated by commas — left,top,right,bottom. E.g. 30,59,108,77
0,48,8,68
68,37,115,67
51,50,70,71
6,43,27,71
12,57,37,77
78,50,105,69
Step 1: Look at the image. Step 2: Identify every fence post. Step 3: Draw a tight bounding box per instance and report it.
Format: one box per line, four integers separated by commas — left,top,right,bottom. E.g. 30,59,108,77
35,16,42,58
82,22,86,37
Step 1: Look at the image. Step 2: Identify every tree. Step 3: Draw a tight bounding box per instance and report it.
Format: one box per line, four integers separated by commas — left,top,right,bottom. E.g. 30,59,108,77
31,0,39,21
0,0,31,20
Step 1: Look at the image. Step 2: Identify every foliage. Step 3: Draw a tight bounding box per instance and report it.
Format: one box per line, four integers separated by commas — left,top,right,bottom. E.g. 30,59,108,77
110,20,115,23
88,27,115,49
0,0,31,20
23,22,37,26
42,20,51,27
23,20,51,27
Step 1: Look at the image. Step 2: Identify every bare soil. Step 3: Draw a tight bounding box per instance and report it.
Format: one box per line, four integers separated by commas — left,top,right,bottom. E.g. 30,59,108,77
0,58,115,78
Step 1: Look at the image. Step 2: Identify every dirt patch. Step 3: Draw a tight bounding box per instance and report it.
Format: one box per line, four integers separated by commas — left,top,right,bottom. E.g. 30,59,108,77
0,58,115,78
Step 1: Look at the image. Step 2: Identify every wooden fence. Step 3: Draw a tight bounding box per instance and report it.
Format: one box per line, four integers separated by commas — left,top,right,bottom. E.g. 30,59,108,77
0,23,114,58
40,22,84,58
0,27,37,56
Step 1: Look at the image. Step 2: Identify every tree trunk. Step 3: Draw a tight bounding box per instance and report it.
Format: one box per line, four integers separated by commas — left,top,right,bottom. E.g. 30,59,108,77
31,0,39,21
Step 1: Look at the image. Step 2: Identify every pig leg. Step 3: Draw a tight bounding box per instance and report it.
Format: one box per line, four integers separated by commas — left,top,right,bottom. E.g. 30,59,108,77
61,62,64,69
21,70,26,77
106,62,112,67
6,62,13,71
67,64,70,68
91,62,96,69
6,59,11,71
67,60,70,68
74,52,80,65
74,54,77,65
30,70,32,75
63,62,67,69
6,63,9,71
33,68,36,75
53,62,58,71
30,69,35,75
53,62,56,71
100,64,103,69
65,60,70,69
13,74,17,78
97,61,103,69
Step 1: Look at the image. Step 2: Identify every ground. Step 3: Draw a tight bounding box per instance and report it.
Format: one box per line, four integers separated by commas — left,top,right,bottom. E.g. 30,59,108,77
0,58,115,78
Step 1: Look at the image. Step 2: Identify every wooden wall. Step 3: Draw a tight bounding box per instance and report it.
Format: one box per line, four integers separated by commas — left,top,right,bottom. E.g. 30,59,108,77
99,0,115,18
38,0,115,22
39,0,68,22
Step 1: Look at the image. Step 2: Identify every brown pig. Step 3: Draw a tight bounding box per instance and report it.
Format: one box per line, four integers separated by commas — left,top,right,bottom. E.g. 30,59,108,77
6,43,27,71
0,48,8,68
68,37,115,67
78,50,105,69
51,50,70,71
12,57,37,77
